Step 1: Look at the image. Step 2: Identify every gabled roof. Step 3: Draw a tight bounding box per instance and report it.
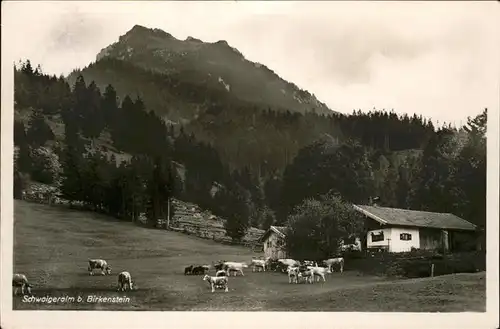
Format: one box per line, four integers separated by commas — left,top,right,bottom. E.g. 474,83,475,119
259,225,287,242
353,205,477,231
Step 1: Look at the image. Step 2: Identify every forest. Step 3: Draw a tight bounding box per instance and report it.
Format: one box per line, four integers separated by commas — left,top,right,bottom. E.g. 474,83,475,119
13,60,487,245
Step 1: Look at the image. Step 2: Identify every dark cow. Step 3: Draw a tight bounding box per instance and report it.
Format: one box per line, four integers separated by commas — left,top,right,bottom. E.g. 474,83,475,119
184,265,194,275
298,264,309,273
191,266,207,275
214,260,226,271
267,259,281,272
275,261,289,273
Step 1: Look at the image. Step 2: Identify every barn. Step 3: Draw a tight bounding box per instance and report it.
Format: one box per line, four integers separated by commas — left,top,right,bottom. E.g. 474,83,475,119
259,226,287,259
353,204,480,253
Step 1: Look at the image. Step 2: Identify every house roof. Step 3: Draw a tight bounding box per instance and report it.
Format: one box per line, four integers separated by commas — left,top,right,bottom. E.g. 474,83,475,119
259,225,287,242
353,205,477,231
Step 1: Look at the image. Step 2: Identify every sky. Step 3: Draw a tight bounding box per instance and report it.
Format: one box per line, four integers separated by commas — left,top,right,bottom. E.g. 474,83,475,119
3,1,499,126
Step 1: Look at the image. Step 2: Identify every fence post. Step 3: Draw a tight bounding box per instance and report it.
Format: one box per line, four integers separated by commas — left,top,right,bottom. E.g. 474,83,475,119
430,263,435,277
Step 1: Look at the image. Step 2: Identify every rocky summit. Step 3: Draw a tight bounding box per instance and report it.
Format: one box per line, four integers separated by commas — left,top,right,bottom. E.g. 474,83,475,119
69,24,333,123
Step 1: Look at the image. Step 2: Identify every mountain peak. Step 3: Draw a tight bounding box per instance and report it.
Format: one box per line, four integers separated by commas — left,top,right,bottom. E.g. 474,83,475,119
214,40,229,47
186,36,202,43
87,25,334,119
123,24,175,40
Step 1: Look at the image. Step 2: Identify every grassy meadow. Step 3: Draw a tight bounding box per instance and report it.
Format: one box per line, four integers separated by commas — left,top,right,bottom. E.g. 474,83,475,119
13,201,486,312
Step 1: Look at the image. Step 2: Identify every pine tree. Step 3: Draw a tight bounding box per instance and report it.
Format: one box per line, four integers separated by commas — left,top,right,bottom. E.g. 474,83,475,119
26,109,55,148
224,184,251,242
102,84,118,129
60,144,83,204
146,157,173,228
83,81,104,138
59,118,85,204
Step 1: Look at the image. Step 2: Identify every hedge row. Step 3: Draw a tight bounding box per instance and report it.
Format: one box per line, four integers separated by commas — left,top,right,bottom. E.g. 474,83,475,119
344,250,485,278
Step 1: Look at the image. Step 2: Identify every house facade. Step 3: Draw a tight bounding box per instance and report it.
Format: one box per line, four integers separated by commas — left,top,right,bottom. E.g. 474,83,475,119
353,204,479,253
259,226,288,259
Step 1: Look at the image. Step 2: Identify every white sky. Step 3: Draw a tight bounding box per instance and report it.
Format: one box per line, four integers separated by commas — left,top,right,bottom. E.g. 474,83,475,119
2,1,499,126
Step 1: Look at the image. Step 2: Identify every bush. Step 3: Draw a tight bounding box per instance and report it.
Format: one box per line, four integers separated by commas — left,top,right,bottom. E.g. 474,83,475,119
342,250,366,260
349,250,485,278
29,147,61,184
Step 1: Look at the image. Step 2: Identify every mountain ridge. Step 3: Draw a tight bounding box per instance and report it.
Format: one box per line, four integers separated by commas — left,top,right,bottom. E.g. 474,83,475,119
71,24,334,124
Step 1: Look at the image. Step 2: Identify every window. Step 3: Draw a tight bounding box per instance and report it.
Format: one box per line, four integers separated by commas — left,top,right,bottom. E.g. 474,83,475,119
400,233,412,241
266,241,272,248
371,231,384,242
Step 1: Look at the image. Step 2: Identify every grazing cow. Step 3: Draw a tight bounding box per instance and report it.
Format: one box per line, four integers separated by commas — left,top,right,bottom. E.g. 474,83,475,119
223,262,248,276
216,270,227,277
250,258,268,272
307,266,332,282
184,265,194,275
267,259,282,272
278,259,300,268
323,257,344,273
203,274,229,293
275,261,290,273
12,274,32,295
297,269,314,284
88,259,112,276
191,266,207,275
287,266,300,284
202,265,211,272
117,271,134,291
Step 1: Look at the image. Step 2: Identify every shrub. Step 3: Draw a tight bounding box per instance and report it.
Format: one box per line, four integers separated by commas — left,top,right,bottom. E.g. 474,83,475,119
29,147,61,184
350,250,485,278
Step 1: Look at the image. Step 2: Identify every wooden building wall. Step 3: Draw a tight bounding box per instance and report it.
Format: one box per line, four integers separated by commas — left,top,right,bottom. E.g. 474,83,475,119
263,232,287,259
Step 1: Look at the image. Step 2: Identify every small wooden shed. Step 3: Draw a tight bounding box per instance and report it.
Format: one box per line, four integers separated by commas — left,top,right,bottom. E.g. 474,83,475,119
259,225,287,259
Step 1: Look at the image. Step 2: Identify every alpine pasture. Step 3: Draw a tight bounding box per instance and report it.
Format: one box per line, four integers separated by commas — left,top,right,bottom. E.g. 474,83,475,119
13,200,485,311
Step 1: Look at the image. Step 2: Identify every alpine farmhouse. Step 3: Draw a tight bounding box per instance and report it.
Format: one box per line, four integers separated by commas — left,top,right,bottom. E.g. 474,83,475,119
259,206,480,256
353,205,480,253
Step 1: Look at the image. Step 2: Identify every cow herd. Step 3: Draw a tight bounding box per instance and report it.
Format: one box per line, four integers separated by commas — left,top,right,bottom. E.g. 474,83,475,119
12,256,346,296
183,257,346,293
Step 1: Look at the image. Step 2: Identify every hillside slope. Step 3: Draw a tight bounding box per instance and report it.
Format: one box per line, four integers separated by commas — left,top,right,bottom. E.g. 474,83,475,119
13,201,485,311
67,24,333,123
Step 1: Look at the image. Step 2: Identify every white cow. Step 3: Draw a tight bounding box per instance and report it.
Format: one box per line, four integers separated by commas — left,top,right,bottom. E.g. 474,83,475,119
117,271,134,291
323,257,344,273
203,274,229,293
223,262,248,276
88,259,112,276
278,258,300,268
307,266,332,282
12,273,32,295
250,258,269,272
287,266,300,284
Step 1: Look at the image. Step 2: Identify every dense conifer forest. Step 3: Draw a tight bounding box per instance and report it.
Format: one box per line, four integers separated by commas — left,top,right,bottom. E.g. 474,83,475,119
14,59,486,245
